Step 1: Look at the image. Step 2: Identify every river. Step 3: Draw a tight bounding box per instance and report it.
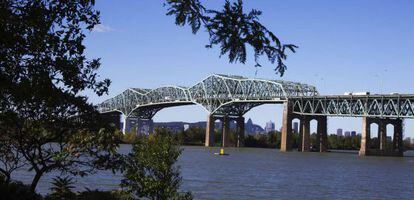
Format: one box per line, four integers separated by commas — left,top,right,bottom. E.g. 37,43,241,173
13,145,414,199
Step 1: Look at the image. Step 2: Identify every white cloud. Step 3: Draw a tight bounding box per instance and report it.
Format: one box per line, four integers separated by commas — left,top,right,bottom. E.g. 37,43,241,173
92,24,115,33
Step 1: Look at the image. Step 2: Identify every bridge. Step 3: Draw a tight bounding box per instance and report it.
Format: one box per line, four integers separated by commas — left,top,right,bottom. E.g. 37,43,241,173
97,74,414,157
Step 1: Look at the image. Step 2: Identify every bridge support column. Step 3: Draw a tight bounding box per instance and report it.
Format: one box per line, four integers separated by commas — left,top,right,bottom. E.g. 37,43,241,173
281,101,293,152
122,116,128,134
205,114,215,147
359,117,371,156
318,116,328,152
298,119,303,151
137,119,153,135
236,116,245,147
379,121,387,150
135,118,142,136
360,117,403,156
301,116,311,152
221,116,230,147
150,119,154,134
393,119,404,156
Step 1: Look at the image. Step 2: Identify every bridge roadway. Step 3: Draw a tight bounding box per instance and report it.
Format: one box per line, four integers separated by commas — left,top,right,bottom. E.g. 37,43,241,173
98,74,414,157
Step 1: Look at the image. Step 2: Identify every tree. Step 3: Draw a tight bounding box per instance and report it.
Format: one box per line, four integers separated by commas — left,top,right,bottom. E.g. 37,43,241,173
403,137,412,150
0,138,26,184
165,0,297,76
122,129,192,200
0,0,120,192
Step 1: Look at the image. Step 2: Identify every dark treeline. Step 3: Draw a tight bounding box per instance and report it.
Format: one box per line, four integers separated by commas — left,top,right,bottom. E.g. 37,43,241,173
122,128,375,150
123,127,413,151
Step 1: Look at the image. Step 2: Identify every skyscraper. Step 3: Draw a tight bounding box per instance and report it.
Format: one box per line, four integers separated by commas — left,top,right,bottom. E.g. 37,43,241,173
344,131,351,137
265,121,275,133
337,128,343,136
293,122,299,133
351,131,356,137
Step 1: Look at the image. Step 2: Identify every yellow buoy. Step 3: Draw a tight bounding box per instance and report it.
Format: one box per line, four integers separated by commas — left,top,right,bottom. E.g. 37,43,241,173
220,148,225,155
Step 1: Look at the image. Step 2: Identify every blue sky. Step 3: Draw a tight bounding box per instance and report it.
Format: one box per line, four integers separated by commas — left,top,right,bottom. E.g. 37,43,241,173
84,0,414,137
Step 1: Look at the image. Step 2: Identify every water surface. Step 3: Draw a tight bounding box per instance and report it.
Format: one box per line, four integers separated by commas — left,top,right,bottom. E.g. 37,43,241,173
14,145,414,199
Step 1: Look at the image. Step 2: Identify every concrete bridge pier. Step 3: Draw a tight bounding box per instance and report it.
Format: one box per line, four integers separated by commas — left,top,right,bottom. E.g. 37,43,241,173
300,116,311,152
122,115,131,135
393,119,404,155
298,116,327,152
378,121,387,150
221,115,230,147
236,116,245,147
136,118,143,136
144,119,154,135
281,101,328,152
205,114,216,147
317,116,328,152
360,117,371,156
359,117,403,156
205,114,245,147
281,102,293,152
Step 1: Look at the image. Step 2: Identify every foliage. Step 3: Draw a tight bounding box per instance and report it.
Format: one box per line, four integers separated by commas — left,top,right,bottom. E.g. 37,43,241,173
76,189,134,200
122,129,192,200
0,180,42,200
176,127,205,146
0,0,121,192
244,132,282,148
120,132,140,144
46,176,76,200
328,135,361,150
229,131,362,150
403,137,412,150
165,0,297,76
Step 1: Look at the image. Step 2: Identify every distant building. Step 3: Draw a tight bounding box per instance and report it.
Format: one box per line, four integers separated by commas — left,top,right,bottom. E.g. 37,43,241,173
411,138,414,145
344,131,351,137
149,118,264,136
265,121,275,133
293,122,299,133
351,131,356,137
337,128,343,136
183,124,190,131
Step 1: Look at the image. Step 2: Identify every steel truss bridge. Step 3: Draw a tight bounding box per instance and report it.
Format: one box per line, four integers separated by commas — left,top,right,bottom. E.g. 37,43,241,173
98,74,414,156
291,95,414,118
97,74,319,118
97,74,414,119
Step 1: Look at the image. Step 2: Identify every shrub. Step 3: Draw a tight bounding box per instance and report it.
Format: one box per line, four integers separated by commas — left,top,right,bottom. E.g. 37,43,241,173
0,181,42,200
122,129,192,200
45,176,76,200
76,189,134,200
